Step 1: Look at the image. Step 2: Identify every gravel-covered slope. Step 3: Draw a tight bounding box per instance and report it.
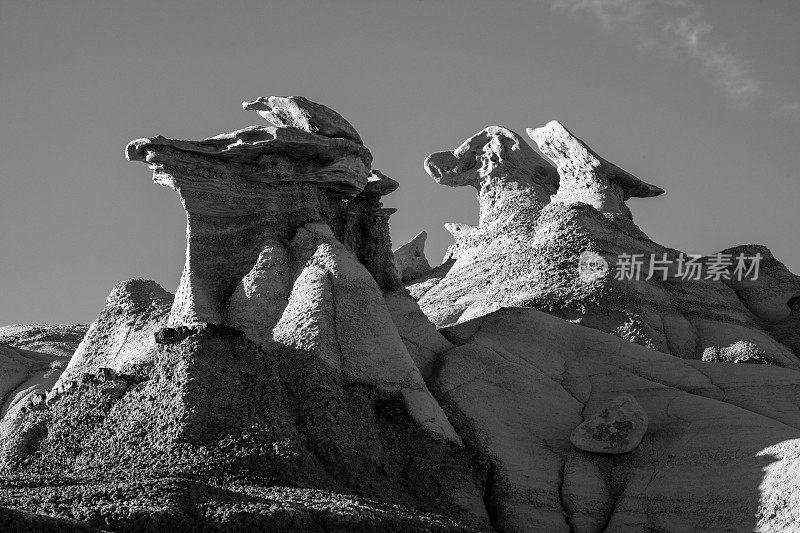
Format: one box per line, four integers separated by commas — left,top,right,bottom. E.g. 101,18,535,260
0,327,490,532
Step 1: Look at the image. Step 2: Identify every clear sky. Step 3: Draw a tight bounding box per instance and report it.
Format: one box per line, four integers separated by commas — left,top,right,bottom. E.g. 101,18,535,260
1,0,798,325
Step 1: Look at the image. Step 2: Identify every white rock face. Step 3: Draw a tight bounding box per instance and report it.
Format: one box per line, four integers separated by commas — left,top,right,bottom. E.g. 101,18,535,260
411,122,800,368
383,291,453,381
435,306,800,532
0,324,88,359
56,279,173,386
569,393,648,454
393,231,432,283
0,326,87,439
272,224,461,443
527,120,664,218
242,95,363,144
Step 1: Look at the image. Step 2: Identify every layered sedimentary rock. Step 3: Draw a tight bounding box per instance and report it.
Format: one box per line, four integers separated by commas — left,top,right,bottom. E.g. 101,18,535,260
0,324,88,438
569,393,648,454
0,97,488,531
1,326,489,531
409,122,800,367
242,95,364,145
126,97,456,441
4,97,800,532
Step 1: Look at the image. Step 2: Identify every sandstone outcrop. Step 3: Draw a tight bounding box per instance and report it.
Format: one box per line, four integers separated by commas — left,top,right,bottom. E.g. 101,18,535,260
4,96,800,532
125,97,457,444
393,231,433,283
409,122,800,368
0,324,87,440
243,95,363,144
362,169,399,197
1,326,490,531
55,279,173,387
527,120,664,219
569,393,648,454
433,306,800,532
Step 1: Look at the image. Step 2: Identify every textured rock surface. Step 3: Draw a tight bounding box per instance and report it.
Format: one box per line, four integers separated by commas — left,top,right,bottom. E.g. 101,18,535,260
527,120,663,218
362,169,400,197
270,223,460,442
56,279,173,386
5,101,800,532
0,324,88,359
721,244,800,324
127,99,452,437
0,325,87,440
243,95,363,144
434,306,800,532
384,291,453,381
569,394,648,454
410,123,800,368
394,231,433,283
0,329,489,531
0,344,67,427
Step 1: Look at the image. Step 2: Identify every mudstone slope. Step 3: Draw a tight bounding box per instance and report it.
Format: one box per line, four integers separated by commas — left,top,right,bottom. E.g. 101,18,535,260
1,97,799,532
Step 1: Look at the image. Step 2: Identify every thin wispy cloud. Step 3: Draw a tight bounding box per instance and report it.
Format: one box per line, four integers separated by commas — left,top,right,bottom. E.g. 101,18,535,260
551,0,762,105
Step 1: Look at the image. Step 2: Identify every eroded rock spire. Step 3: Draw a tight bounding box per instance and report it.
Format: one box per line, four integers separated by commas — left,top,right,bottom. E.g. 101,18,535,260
126,97,459,442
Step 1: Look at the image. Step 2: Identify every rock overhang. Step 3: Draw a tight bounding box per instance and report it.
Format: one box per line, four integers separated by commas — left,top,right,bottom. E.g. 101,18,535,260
126,125,373,198
527,120,664,200
242,95,363,145
423,125,558,191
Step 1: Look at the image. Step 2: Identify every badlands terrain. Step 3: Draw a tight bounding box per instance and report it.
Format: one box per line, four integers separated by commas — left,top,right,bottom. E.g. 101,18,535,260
1,96,799,532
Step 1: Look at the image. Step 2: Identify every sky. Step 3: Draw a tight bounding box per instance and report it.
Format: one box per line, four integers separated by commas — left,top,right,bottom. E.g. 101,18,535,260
0,0,798,325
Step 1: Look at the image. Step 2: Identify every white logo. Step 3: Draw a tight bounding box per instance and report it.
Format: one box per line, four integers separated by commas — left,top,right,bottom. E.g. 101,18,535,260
578,251,609,282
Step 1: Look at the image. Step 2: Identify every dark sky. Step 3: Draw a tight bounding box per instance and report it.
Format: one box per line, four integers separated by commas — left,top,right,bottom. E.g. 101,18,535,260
1,0,798,325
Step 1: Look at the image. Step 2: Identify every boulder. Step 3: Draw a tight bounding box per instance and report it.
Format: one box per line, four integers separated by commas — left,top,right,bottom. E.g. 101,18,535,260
569,393,648,454
242,95,363,144
360,169,399,197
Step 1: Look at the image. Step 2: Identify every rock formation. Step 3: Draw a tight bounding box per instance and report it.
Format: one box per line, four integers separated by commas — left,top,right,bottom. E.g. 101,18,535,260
0,97,490,532
0,324,87,441
242,95,363,144
407,122,800,368
433,306,800,532
394,231,433,282
0,324,88,359
3,96,800,532
125,98,456,442
527,120,664,219
569,393,648,454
